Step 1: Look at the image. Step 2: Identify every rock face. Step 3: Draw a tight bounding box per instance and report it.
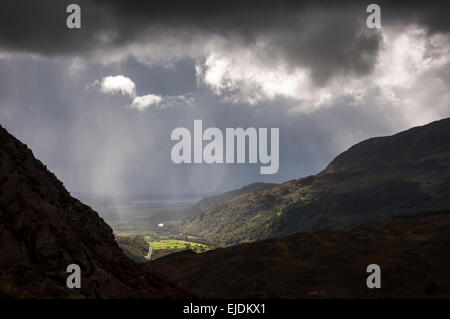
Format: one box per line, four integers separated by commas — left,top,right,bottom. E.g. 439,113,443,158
183,118,450,246
116,236,150,263
0,124,190,298
151,209,450,298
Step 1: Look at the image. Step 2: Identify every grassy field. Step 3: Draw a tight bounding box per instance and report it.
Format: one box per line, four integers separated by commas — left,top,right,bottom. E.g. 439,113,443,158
145,238,210,253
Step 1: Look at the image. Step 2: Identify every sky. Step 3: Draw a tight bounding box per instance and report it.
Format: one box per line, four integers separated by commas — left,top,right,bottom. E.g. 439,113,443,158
0,0,449,196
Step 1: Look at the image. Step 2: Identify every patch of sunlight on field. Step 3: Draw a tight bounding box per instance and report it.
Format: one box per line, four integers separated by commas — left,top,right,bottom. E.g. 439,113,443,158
146,239,210,252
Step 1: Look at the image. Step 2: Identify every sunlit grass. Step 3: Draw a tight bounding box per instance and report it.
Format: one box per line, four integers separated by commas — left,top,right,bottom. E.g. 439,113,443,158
146,239,210,252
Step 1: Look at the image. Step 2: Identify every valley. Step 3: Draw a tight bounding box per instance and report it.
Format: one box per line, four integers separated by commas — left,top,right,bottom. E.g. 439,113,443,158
80,118,450,262
77,193,213,260
1,117,450,298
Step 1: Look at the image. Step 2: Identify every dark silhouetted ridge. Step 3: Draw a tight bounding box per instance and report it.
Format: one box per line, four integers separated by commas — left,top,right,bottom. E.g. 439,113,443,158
0,124,191,298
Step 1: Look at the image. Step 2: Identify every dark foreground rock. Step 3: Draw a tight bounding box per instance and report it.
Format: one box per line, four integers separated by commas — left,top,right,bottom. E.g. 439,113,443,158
0,124,191,298
150,209,450,298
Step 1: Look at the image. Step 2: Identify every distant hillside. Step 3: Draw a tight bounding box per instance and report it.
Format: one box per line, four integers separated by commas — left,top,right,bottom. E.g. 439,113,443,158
149,182,278,225
0,124,190,298
184,182,278,220
150,209,450,298
183,118,450,246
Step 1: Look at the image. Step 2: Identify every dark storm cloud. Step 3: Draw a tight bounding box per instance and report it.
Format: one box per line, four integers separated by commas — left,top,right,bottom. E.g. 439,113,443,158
1,1,450,196
1,0,449,85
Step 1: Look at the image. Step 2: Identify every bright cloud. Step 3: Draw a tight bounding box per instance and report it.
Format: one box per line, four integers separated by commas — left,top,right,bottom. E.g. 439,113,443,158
89,75,192,111
195,26,450,125
98,75,136,97
196,52,314,105
130,94,162,110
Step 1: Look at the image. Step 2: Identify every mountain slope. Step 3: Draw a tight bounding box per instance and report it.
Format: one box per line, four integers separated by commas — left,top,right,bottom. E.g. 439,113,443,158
116,236,150,263
183,118,450,246
151,209,450,298
183,182,278,220
0,124,190,298
147,183,279,226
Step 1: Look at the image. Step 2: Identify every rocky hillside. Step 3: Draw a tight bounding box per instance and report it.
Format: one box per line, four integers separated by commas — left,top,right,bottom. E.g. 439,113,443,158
0,124,190,298
183,118,450,246
151,209,450,298
183,182,278,220
116,236,150,263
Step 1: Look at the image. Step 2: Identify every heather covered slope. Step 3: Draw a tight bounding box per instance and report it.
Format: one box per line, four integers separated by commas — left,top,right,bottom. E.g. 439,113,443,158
151,209,450,299
0,124,190,298
183,118,450,246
